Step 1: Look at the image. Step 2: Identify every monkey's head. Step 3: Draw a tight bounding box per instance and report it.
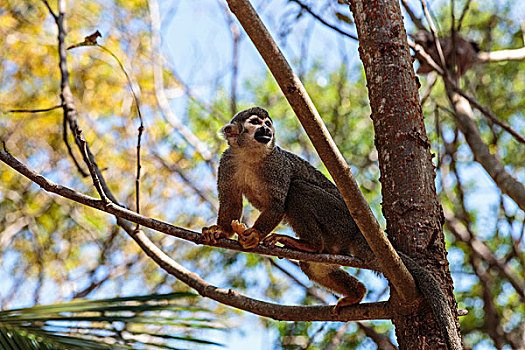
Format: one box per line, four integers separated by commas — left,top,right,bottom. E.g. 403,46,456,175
221,107,275,153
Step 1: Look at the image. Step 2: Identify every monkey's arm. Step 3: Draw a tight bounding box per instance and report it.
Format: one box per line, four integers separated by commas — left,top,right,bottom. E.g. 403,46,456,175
202,154,242,243
238,197,286,249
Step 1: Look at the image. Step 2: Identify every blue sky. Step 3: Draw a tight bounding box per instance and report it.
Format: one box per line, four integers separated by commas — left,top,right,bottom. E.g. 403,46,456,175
1,0,523,349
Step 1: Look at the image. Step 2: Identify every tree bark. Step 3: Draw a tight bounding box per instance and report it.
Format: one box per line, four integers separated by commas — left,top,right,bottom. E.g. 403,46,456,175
348,0,460,348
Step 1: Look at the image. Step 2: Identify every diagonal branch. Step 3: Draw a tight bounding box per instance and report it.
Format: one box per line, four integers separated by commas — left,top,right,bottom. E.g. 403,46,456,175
0,148,391,322
448,93,525,211
225,0,418,302
0,148,370,269
410,40,525,210
400,0,426,32
41,0,57,20
420,0,447,70
409,39,525,144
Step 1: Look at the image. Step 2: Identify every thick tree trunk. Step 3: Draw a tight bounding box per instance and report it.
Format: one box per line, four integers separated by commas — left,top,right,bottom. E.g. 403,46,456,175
348,0,460,348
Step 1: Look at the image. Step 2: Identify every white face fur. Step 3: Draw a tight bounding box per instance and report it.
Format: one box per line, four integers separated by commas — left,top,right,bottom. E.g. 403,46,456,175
222,114,275,150
244,114,274,144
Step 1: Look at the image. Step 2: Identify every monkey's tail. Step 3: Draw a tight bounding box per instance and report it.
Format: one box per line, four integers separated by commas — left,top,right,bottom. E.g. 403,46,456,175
399,253,463,350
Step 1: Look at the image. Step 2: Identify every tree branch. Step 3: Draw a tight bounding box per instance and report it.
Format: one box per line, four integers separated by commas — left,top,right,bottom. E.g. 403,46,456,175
41,0,57,20
400,0,426,32
420,0,447,71
288,0,358,41
6,105,63,114
0,149,372,270
410,39,525,143
477,47,525,62
0,148,392,322
444,208,525,303
225,0,418,302
448,93,525,211
410,40,525,210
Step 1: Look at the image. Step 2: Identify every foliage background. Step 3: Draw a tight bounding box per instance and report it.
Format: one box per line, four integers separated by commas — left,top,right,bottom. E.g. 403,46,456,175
0,0,524,349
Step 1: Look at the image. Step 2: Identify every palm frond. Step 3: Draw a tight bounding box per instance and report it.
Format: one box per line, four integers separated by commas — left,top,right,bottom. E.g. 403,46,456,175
0,292,225,349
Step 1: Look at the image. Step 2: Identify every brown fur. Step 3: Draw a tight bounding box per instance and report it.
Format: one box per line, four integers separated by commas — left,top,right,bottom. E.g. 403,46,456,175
202,107,461,349
204,106,373,306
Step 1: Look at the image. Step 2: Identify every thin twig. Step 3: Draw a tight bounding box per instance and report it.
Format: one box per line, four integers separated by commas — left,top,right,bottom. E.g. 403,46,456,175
289,0,358,41
62,115,89,177
90,45,144,126
456,0,472,32
93,44,145,219
420,73,437,106
450,0,458,80
420,0,447,69
453,87,525,144
400,0,426,32
6,105,63,114
135,124,143,221
41,0,57,20
75,128,111,204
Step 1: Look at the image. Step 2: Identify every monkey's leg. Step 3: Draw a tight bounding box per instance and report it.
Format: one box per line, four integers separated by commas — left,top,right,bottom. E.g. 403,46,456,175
299,261,366,313
263,234,320,253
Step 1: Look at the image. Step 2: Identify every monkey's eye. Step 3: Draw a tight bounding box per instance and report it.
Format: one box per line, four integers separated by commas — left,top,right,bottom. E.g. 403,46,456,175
249,119,262,125
265,121,272,127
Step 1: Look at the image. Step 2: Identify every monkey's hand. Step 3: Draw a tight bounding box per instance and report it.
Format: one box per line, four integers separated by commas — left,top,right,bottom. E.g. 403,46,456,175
238,228,263,249
263,234,320,253
201,225,231,244
230,220,247,236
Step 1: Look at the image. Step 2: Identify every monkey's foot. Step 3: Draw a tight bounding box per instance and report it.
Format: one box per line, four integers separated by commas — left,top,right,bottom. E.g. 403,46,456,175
263,234,320,253
333,291,366,315
231,220,247,236
238,228,263,249
201,225,229,244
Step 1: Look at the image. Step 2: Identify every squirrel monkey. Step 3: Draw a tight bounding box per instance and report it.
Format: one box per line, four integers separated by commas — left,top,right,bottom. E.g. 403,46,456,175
203,107,461,349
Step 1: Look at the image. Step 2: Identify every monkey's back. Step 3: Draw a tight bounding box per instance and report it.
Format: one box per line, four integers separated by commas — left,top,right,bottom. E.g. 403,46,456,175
271,147,369,257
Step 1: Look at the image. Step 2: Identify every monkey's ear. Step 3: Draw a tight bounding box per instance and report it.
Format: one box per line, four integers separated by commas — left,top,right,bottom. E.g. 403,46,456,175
221,123,240,138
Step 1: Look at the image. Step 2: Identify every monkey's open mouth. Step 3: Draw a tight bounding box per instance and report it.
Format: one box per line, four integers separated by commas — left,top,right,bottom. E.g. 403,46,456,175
254,128,272,144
